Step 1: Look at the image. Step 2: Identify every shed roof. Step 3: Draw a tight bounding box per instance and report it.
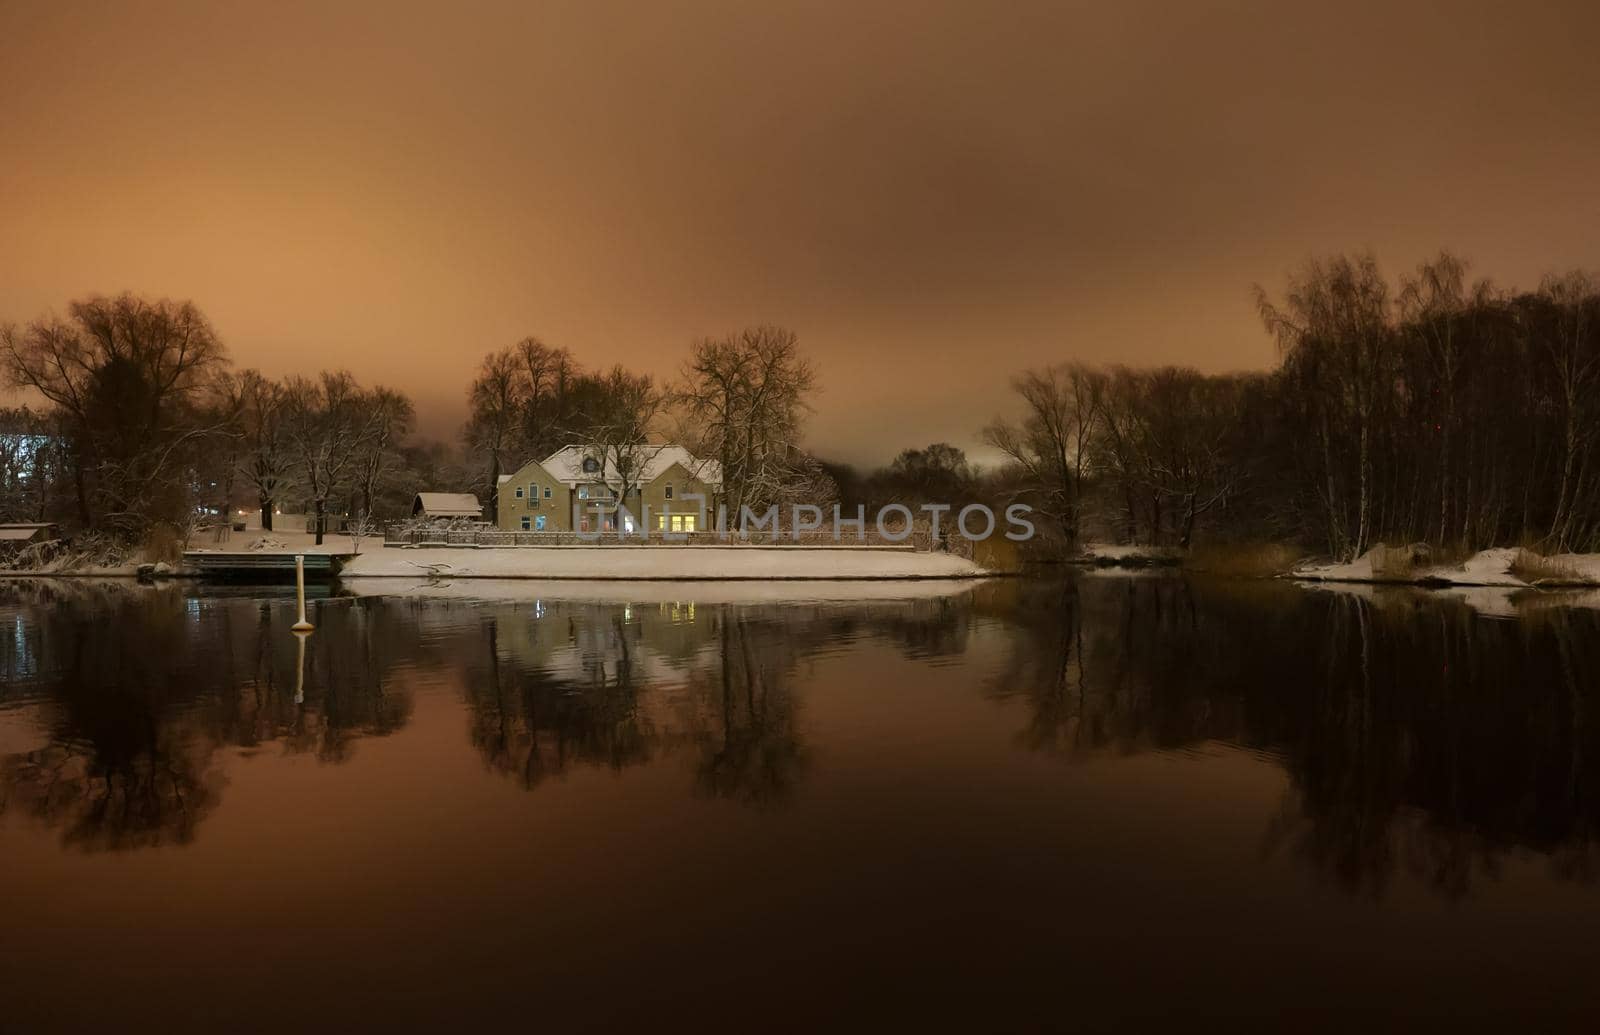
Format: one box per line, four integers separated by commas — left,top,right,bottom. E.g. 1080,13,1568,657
412,492,482,517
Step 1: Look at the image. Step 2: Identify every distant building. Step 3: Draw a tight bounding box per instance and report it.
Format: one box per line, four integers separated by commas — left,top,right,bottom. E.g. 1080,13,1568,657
412,492,484,521
495,445,721,533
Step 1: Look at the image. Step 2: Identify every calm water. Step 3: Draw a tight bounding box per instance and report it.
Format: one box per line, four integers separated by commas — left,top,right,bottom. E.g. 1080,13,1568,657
3,574,1600,1030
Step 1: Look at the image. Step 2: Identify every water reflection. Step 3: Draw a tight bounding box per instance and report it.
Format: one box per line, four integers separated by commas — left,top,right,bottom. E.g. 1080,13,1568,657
2,574,1600,904
981,576,1600,898
0,580,414,848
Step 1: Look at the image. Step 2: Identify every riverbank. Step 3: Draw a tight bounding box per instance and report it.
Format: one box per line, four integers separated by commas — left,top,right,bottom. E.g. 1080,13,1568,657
1075,540,1600,590
338,544,989,580
165,532,990,580
1292,545,1600,589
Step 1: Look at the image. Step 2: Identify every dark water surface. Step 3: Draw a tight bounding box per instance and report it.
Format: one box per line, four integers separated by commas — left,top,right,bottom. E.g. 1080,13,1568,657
3,574,1600,1031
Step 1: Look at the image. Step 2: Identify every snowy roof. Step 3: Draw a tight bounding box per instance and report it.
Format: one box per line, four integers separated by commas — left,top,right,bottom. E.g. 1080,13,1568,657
412,492,482,517
0,522,54,541
540,444,722,489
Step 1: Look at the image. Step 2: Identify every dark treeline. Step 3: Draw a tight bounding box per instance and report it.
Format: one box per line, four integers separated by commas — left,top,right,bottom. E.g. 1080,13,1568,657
2,292,830,550
1,294,421,546
982,251,1600,558
10,251,1599,560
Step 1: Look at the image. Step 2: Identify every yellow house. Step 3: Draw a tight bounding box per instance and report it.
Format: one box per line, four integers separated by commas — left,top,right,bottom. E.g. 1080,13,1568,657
494,455,572,532
495,445,722,534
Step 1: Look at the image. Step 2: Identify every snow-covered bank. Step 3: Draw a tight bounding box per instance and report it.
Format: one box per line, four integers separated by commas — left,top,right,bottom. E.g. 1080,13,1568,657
338,576,987,604
1078,543,1183,566
1292,546,1600,589
336,544,990,580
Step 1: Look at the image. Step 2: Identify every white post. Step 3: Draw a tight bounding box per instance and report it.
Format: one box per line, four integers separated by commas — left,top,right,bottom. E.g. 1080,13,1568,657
291,554,315,631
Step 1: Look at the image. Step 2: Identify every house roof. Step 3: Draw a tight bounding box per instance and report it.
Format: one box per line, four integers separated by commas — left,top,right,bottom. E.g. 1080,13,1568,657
540,444,722,489
413,492,482,517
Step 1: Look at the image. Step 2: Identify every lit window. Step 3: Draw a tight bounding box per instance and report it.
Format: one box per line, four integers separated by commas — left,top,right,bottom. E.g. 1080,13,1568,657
579,486,588,500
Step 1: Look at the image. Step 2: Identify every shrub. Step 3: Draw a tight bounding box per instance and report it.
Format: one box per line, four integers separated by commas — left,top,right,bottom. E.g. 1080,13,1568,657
1510,549,1584,585
1184,542,1302,578
139,523,184,565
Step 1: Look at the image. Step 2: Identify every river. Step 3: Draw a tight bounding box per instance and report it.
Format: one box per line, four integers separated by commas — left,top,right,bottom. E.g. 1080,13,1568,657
2,574,1598,1029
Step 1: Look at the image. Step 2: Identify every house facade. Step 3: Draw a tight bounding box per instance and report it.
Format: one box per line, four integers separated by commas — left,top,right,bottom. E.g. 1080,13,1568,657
495,445,721,534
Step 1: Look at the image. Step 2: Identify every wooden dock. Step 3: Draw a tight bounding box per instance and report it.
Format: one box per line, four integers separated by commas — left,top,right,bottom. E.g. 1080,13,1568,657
183,552,345,580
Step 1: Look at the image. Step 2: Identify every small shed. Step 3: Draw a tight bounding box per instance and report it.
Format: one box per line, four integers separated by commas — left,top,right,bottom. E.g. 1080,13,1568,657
0,522,57,558
412,493,482,520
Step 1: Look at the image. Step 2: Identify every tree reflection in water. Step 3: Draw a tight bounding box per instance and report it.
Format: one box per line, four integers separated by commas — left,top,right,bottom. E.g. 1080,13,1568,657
461,599,810,806
0,581,412,849
983,575,1600,898
5,576,1600,899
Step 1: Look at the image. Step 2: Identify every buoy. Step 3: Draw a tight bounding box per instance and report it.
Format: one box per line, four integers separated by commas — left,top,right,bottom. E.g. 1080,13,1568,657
291,554,315,632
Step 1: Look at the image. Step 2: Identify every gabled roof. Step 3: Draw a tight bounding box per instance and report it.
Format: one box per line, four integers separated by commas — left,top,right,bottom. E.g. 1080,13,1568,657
0,523,55,542
413,492,482,517
541,444,722,489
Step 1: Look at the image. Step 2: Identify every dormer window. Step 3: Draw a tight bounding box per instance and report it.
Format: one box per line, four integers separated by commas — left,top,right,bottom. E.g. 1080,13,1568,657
581,457,600,474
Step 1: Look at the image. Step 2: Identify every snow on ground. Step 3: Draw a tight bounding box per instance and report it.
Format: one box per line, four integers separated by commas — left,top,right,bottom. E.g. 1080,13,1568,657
1292,545,1600,588
336,544,989,580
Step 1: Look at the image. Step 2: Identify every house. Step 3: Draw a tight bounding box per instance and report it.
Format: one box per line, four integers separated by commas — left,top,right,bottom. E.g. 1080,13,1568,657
412,492,484,521
495,445,722,534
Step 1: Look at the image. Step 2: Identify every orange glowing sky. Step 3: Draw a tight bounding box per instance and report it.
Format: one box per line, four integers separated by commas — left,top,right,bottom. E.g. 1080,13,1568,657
3,0,1597,465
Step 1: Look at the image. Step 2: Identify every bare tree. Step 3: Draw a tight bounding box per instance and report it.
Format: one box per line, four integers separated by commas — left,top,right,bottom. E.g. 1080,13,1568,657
234,370,290,532
282,371,378,545
674,326,817,525
514,337,580,458
983,363,1100,549
2,294,228,534
1535,271,1599,551
573,366,664,532
1398,252,1496,546
463,348,523,523
1255,254,1392,559
350,385,416,522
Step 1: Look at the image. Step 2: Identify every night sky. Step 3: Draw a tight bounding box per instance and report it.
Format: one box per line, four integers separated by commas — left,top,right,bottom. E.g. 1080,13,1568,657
3,0,1597,464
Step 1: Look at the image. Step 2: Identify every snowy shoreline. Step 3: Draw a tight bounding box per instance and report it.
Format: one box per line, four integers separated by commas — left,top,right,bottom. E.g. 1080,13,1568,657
8,533,991,581
1290,546,1600,589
